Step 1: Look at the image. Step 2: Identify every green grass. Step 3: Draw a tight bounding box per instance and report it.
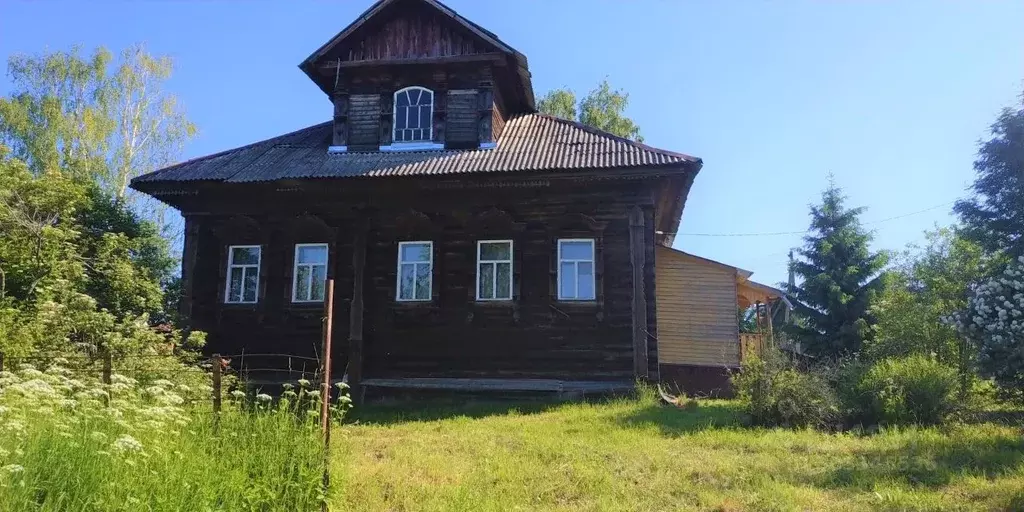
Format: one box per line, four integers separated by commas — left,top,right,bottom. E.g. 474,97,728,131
0,363,328,511
332,395,1024,511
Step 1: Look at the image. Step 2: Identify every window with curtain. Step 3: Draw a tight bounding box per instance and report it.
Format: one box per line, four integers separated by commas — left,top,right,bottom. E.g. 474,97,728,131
397,241,432,301
292,243,328,302
225,245,261,303
477,240,512,300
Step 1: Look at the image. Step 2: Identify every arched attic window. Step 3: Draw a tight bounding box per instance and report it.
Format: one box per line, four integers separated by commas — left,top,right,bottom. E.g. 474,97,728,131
393,86,434,143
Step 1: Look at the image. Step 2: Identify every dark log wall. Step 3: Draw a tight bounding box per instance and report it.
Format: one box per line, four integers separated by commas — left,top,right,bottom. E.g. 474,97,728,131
334,4,494,62
347,94,381,150
446,89,479,147
182,178,660,382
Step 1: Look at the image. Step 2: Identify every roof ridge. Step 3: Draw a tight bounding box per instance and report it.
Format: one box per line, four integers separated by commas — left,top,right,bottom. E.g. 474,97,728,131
521,113,700,163
131,121,332,184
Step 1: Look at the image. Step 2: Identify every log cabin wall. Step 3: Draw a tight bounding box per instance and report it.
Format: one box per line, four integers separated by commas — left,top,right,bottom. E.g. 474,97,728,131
181,178,660,381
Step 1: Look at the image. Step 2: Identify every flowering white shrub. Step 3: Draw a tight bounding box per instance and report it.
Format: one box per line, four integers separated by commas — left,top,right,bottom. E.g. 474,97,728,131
946,256,1024,400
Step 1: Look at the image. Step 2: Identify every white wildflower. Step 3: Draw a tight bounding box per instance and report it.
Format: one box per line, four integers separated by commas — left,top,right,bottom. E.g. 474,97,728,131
2,464,24,474
110,374,136,386
112,434,144,454
256,393,272,402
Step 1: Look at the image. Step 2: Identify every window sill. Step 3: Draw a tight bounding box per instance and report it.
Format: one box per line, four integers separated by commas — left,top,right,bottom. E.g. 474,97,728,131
554,300,600,307
221,302,259,310
379,142,445,152
286,301,324,309
473,300,515,307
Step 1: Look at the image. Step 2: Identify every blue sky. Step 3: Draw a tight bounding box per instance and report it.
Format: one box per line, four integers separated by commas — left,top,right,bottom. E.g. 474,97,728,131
2,1,1022,285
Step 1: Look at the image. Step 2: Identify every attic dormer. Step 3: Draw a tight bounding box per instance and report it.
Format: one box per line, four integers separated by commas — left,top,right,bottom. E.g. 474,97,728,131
298,0,534,152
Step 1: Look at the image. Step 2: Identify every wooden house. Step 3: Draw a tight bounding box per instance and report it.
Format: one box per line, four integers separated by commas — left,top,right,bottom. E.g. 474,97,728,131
132,0,776,398
656,247,789,396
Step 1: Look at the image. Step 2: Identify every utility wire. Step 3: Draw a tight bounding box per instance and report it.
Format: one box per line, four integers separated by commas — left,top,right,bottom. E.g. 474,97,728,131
673,200,956,238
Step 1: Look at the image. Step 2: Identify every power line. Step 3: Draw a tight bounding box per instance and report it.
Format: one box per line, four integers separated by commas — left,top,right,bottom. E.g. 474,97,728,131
673,200,956,238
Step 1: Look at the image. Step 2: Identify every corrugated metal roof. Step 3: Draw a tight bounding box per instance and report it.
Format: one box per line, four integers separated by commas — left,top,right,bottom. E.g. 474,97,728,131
132,113,700,185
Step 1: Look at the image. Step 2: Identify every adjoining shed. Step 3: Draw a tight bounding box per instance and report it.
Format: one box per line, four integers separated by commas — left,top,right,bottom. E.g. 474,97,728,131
655,246,789,397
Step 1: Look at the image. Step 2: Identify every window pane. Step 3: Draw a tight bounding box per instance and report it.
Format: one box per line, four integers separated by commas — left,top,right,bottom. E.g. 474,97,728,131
311,265,326,301
496,262,511,299
408,88,420,105
400,243,430,262
396,91,409,108
577,262,595,300
418,106,430,131
479,262,495,299
396,108,407,130
480,241,511,261
228,268,243,302
297,245,327,264
415,263,431,300
295,265,311,301
232,246,259,265
421,90,433,105
560,241,593,261
399,263,415,300
243,267,259,302
559,262,576,299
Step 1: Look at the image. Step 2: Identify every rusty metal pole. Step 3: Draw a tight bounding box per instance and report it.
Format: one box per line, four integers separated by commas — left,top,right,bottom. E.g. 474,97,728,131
319,279,335,511
320,279,335,434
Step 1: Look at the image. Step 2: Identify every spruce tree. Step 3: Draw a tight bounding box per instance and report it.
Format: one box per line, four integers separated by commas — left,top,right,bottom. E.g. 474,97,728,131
954,92,1024,260
786,181,888,357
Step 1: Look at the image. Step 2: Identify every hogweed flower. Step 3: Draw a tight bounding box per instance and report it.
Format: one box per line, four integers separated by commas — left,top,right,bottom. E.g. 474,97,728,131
112,434,144,454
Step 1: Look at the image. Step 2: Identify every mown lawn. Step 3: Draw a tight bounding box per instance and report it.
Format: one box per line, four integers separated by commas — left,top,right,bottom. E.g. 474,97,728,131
332,394,1024,512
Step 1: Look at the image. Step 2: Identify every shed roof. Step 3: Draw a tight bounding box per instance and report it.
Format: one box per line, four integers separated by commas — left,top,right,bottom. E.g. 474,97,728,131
131,113,700,186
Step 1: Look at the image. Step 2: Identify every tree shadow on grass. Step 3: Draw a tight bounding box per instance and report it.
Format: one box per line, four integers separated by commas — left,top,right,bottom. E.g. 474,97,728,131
613,400,747,436
347,397,570,425
820,429,1024,490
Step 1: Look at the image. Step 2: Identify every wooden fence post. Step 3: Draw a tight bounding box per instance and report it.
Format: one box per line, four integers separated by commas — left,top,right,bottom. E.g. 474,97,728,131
319,279,335,512
211,354,223,417
101,347,112,385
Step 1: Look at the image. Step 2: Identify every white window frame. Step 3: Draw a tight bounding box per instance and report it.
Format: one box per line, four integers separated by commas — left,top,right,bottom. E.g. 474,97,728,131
476,240,513,301
396,241,433,302
392,86,434,144
292,243,329,303
224,245,261,304
557,238,596,301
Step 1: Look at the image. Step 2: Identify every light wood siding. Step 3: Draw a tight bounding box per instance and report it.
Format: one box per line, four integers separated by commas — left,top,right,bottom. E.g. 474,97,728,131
655,246,739,367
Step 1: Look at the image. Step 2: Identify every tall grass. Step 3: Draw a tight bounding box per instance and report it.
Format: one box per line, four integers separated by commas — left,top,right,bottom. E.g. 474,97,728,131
0,360,338,511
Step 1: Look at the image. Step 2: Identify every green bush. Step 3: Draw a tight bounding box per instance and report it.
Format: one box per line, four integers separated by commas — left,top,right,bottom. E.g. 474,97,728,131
732,349,839,428
849,355,958,425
